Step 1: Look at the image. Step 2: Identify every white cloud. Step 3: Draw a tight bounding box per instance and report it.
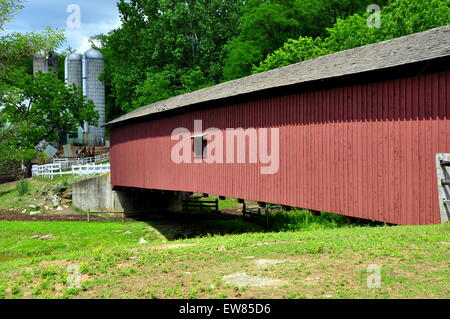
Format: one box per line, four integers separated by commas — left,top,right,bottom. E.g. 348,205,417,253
65,18,122,53
1,0,122,53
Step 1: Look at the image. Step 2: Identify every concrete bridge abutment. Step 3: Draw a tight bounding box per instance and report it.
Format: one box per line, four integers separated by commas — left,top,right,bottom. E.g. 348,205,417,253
72,174,187,216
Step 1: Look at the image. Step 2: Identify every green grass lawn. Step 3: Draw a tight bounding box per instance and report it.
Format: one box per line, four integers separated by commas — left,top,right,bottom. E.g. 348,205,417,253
0,219,448,299
197,195,239,210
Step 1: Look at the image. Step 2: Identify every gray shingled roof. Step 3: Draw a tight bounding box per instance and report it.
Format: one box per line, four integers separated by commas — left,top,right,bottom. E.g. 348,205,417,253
106,25,450,126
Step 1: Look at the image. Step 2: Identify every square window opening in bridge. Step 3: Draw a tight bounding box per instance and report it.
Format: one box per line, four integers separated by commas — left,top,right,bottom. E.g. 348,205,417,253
191,134,207,159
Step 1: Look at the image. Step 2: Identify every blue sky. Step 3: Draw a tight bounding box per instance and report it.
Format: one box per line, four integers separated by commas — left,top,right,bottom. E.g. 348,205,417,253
2,0,122,53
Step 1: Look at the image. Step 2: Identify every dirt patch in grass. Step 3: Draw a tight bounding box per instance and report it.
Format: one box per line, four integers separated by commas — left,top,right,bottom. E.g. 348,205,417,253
254,259,287,268
251,240,305,246
0,209,120,222
150,243,199,250
222,272,288,288
131,243,199,254
39,260,74,268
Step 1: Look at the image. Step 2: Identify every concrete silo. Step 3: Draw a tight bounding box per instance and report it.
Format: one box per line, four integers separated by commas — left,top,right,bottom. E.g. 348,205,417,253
33,51,58,74
33,51,48,74
83,49,106,146
64,53,83,88
47,53,58,73
64,53,84,145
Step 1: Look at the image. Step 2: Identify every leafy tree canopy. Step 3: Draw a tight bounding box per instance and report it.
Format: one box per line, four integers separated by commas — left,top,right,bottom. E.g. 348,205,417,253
95,0,243,117
0,73,98,165
222,0,388,81
0,0,24,30
253,36,327,74
0,1,98,170
254,0,450,73
0,27,65,80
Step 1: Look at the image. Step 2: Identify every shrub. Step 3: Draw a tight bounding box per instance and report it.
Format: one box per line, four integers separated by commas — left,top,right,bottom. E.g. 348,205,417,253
16,179,30,196
265,209,383,232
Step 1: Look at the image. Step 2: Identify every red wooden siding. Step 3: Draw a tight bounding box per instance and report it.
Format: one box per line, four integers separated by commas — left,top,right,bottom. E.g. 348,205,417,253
110,70,450,225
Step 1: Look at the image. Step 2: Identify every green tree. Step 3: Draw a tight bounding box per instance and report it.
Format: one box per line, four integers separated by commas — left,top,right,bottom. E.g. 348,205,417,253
0,1,90,172
325,0,450,52
223,0,387,81
0,27,65,171
0,73,99,166
0,1,63,79
254,0,450,73
0,0,24,30
132,69,176,110
0,27,64,79
253,37,326,73
223,1,303,80
96,0,243,117
0,116,36,172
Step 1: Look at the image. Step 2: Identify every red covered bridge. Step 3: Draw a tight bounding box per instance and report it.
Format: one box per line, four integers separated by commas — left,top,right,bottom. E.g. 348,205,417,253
106,26,450,225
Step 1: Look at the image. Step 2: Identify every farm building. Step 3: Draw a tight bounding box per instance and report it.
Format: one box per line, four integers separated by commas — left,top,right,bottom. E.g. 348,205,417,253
106,25,450,226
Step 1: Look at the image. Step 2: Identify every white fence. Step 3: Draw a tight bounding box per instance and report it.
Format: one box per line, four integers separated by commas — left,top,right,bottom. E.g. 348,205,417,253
53,152,110,169
32,163,110,178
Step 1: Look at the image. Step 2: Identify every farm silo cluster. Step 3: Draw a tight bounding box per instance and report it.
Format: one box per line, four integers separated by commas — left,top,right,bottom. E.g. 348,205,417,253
33,49,106,146
64,50,106,146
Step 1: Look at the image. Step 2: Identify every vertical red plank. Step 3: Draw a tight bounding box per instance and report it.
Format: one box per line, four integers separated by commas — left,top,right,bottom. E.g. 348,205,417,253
324,89,330,213
330,89,336,214
313,91,318,211
424,74,432,225
342,88,348,215
431,74,439,224
337,88,343,215
398,79,406,224
348,87,355,217
373,83,379,222
416,76,424,225
405,77,412,225
362,84,370,220
387,81,393,223
356,85,362,219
